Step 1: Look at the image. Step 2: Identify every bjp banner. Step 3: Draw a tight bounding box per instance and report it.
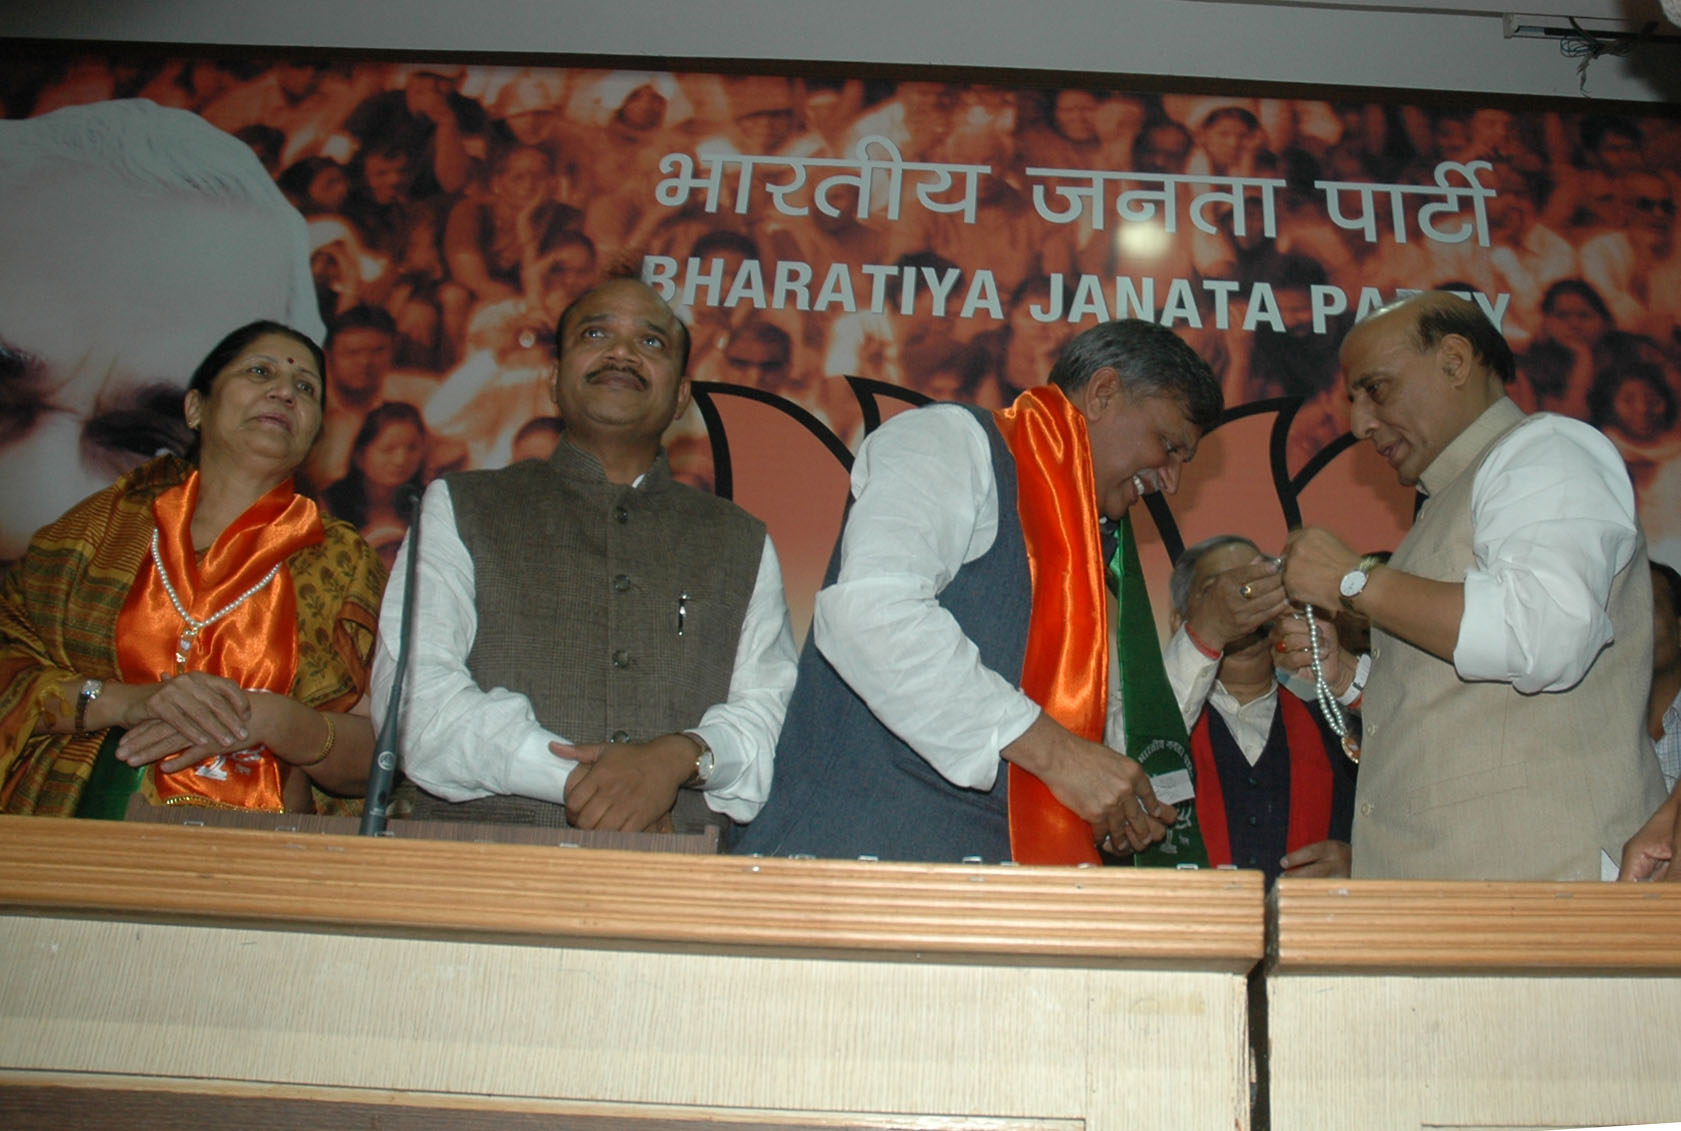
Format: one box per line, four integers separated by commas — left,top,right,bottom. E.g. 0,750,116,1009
4,51,1678,632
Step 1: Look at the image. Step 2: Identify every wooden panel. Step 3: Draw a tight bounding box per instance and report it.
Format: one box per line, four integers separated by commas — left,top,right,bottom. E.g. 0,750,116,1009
1270,877,1681,973
121,800,721,852
0,917,1252,1131
1267,974,1681,1130
0,817,1260,1130
1268,878,1681,1130
0,815,1264,969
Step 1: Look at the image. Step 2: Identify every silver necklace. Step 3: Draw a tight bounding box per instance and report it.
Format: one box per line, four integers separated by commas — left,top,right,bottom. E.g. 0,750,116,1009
1305,606,1359,762
150,528,282,667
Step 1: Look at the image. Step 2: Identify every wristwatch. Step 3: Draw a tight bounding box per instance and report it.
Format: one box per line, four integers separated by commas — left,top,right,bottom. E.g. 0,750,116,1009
682,731,715,788
1338,555,1386,608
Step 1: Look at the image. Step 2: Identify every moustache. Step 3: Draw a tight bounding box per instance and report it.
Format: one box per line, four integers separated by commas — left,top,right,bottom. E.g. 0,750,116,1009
586,364,648,389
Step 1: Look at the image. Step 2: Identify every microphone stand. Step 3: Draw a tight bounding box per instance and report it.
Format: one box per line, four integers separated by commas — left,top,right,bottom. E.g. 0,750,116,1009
360,484,424,836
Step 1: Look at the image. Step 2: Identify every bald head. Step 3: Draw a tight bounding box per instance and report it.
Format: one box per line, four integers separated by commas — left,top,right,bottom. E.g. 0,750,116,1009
1341,291,1516,486
1357,291,1515,385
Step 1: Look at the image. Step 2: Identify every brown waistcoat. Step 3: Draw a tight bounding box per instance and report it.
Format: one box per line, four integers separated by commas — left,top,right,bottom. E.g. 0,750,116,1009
402,438,765,831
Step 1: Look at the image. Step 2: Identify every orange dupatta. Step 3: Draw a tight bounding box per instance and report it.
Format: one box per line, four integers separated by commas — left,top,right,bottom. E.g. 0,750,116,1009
116,471,324,810
992,386,1107,865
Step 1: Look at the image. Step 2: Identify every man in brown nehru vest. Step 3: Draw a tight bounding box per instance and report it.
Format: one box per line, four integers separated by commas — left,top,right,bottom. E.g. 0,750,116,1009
1278,291,1664,880
371,277,797,836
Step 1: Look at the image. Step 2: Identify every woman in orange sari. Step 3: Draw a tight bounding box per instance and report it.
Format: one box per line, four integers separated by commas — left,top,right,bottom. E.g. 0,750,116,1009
0,321,386,816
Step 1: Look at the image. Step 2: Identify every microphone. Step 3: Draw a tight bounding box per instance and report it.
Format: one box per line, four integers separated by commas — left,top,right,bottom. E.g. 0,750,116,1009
394,481,424,522
360,483,425,835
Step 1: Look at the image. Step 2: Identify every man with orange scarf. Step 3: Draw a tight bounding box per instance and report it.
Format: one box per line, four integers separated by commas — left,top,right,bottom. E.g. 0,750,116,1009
736,319,1222,863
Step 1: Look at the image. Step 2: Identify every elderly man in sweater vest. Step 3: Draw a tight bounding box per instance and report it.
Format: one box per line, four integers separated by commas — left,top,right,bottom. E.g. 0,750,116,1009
1279,291,1664,880
1163,535,1356,885
372,277,797,837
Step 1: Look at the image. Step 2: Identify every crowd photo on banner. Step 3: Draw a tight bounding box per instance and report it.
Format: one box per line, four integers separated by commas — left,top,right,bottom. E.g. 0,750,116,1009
2,51,1679,580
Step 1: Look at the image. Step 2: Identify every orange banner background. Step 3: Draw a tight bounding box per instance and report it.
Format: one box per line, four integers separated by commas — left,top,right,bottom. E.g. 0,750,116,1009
3,51,1677,638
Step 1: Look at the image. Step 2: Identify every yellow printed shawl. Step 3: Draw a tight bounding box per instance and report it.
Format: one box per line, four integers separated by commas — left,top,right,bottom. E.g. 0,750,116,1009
0,456,386,816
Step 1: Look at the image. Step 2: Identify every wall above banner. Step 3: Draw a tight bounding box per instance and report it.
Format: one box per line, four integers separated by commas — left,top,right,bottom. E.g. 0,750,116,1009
5,2,1681,102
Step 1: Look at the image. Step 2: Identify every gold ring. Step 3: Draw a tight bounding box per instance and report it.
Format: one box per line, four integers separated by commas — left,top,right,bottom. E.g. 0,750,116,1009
1239,583,1254,599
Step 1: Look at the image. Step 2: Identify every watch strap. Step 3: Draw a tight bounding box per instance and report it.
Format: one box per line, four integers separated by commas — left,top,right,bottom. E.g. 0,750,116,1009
75,678,104,734
681,731,714,788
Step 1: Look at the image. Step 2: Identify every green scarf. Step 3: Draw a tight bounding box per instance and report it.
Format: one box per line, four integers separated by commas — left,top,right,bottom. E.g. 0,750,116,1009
1114,514,1209,869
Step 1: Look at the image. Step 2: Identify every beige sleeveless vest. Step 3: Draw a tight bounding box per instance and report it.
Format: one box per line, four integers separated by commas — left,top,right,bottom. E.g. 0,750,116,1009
1353,398,1664,880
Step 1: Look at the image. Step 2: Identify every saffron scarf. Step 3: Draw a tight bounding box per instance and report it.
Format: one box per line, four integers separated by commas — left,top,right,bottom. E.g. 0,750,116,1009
992,386,1108,865
1,456,382,817
118,471,324,810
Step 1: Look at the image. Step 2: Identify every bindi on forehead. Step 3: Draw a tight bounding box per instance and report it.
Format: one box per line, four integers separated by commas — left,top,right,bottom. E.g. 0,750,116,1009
249,350,321,378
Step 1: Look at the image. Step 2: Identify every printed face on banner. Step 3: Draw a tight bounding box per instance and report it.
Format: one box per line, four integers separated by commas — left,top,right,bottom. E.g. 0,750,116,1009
1608,372,1674,444
359,417,426,489
0,163,298,559
327,328,396,401
723,331,792,389
1541,290,1609,348
1623,172,1676,254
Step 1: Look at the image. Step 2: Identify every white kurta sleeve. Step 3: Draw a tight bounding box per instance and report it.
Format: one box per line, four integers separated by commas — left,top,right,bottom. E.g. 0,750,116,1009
1163,624,1222,734
686,535,799,822
1454,416,1640,694
371,479,576,804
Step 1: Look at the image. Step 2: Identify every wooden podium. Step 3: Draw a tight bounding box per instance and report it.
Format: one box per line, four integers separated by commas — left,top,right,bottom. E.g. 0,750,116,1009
0,815,1265,1130
1267,877,1681,1130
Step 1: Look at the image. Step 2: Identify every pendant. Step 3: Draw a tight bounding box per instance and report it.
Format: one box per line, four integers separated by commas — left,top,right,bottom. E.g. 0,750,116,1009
1340,733,1360,764
176,627,199,665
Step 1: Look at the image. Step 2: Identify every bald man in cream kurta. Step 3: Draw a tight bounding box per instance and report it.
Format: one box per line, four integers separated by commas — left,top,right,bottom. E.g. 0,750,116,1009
1281,293,1664,880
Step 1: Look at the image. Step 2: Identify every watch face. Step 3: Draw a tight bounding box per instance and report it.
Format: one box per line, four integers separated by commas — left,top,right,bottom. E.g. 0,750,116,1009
1339,569,1366,598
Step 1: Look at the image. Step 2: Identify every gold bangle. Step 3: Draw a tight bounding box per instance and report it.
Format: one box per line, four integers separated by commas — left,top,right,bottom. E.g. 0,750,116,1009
294,713,335,768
